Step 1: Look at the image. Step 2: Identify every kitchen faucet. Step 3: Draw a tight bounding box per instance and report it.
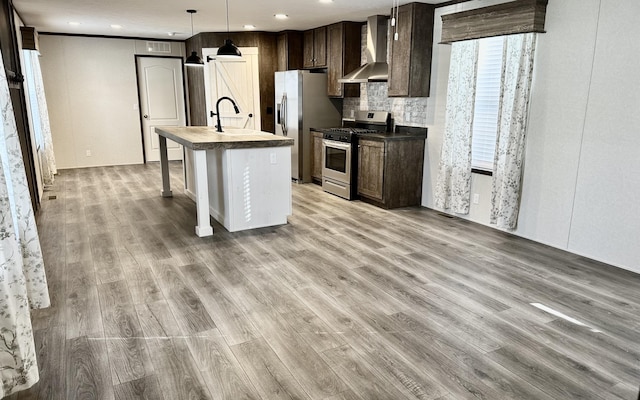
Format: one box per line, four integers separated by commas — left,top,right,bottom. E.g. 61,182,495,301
213,96,240,132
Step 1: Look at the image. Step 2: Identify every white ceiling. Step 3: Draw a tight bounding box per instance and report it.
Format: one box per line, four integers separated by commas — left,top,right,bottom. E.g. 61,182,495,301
13,0,451,40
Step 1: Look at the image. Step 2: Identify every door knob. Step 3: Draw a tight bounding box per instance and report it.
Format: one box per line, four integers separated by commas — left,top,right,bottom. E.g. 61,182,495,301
143,114,149,119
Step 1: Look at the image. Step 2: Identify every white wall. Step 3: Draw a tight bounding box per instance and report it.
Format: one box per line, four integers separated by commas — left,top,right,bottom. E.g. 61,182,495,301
423,0,640,273
38,35,184,169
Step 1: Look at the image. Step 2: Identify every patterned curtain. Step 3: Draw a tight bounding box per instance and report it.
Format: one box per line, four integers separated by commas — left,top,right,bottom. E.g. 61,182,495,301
490,33,537,229
0,50,50,396
29,51,57,185
434,40,479,214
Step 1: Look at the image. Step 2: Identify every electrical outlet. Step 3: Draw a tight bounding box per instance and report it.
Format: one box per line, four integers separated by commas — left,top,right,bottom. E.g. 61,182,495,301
473,193,479,204
86,150,92,157
270,153,277,164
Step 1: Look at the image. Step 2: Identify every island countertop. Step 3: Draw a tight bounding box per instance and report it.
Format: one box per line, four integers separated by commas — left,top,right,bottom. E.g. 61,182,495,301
155,126,294,150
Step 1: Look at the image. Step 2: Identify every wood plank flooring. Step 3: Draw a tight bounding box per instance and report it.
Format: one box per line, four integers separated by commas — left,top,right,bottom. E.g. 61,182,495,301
18,162,640,400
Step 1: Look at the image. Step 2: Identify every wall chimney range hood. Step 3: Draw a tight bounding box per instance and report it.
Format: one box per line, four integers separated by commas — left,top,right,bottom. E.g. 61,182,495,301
339,15,388,83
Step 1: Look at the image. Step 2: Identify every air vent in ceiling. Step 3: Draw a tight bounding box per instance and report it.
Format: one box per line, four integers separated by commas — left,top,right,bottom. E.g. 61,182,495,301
146,41,171,53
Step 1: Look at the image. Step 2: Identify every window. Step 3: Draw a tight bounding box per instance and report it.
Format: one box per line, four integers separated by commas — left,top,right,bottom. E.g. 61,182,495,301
471,36,504,172
23,51,44,150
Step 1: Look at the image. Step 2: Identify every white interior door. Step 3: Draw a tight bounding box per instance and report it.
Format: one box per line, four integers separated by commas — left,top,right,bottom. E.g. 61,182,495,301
137,57,186,162
203,48,261,131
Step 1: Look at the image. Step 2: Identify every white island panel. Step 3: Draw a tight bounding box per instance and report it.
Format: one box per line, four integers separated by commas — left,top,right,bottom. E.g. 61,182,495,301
205,146,292,232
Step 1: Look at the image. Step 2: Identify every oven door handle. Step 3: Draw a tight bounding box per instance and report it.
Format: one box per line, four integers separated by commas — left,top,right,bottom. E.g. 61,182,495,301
323,140,352,150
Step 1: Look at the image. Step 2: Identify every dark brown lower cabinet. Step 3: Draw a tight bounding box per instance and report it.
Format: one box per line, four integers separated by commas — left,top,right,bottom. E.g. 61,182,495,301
357,137,425,208
311,130,323,183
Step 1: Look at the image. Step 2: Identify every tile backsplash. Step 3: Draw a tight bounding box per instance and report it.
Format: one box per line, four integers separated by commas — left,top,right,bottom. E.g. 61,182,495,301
342,23,429,127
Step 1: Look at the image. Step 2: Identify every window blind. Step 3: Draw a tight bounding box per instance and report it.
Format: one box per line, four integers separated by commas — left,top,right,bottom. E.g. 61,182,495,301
471,36,504,171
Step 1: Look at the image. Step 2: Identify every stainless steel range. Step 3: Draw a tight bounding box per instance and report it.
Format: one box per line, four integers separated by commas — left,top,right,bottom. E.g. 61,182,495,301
321,111,390,200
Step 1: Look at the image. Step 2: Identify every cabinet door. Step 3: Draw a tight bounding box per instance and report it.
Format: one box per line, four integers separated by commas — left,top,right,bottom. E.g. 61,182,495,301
276,33,287,71
388,3,434,97
388,5,413,96
327,23,343,97
311,132,323,181
313,26,327,67
327,22,362,98
277,32,303,71
303,30,315,68
357,140,385,201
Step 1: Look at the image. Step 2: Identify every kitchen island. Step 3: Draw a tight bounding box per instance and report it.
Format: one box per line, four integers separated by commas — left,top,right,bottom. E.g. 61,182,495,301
155,126,294,237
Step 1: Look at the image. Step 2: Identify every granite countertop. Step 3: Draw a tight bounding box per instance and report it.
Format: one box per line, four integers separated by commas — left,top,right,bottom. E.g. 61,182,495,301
155,126,294,150
359,125,428,141
309,125,427,141
357,132,427,141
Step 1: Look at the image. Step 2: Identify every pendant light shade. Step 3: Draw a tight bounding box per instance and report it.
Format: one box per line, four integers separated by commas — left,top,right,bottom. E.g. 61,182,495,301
185,10,204,66
186,51,204,65
217,0,241,58
217,39,241,57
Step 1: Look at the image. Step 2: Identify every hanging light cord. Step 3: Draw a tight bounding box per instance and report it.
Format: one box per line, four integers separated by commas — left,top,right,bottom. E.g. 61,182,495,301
190,12,194,36
393,0,399,40
226,0,230,34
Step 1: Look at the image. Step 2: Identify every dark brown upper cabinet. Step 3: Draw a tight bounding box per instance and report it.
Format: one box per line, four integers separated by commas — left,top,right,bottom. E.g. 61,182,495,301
303,26,327,68
388,2,435,98
20,26,39,51
327,21,362,98
276,31,303,71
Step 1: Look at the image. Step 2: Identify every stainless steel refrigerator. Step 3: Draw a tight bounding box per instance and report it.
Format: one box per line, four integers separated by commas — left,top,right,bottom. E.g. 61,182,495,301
275,70,342,182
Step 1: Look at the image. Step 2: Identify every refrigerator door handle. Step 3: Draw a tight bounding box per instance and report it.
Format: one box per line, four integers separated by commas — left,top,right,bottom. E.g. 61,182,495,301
276,103,281,126
281,94,288,136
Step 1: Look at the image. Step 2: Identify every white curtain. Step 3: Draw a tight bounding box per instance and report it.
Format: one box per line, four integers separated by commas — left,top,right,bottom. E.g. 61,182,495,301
490,33,537,229
434,40,479,214
24,51,56,186
0,50,50,396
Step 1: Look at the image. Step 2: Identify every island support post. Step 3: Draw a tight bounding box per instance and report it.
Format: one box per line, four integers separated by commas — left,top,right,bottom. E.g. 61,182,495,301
158,134,214,237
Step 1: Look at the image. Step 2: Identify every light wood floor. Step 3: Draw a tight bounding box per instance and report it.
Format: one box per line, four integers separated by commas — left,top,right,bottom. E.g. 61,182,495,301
14,162,640,400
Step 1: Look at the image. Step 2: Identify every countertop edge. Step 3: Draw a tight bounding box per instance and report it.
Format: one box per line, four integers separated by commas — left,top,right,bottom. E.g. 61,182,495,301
191,139,294,150
156,127,294,150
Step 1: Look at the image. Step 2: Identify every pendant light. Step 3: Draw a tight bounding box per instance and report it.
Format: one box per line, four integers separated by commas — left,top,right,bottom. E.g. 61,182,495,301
185,9,204,65
217,0,242,57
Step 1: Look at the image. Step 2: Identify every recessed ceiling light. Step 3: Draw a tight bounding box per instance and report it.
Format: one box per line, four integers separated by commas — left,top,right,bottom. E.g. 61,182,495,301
274,14,288,19
243,24,256,30
167,32,176,36
319,0,334,3
110,24,122,29
68,21,81,26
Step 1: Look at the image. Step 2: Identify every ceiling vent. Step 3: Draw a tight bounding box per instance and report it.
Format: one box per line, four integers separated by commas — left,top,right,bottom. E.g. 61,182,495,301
146,41,171,53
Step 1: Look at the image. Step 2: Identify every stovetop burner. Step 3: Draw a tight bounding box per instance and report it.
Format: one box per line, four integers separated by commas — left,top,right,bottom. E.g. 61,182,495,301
321,127,381,142
323,127,379,134
322,110,390,143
